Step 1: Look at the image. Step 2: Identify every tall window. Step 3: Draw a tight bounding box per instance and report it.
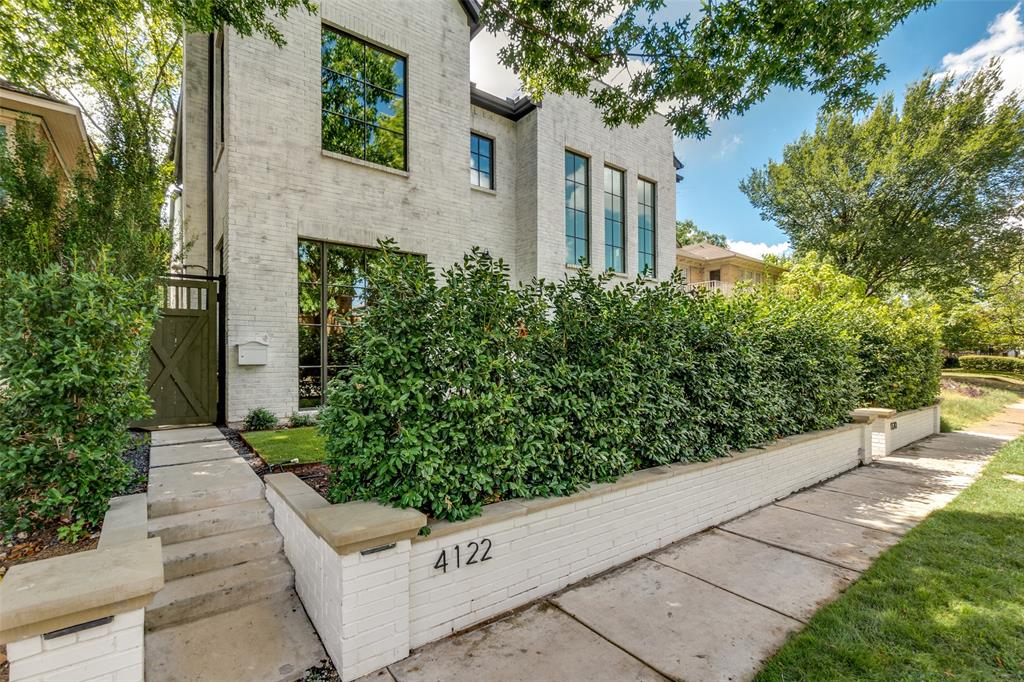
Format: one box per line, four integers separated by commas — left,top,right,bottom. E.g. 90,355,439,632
604,166,625,272
638,178,656,276
470,133,494,189
297,241,381,408
321,26,406,170
565,151,589,266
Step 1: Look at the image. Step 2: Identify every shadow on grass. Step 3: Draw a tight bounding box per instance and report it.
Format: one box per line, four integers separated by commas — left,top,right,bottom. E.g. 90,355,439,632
757,437,1024,681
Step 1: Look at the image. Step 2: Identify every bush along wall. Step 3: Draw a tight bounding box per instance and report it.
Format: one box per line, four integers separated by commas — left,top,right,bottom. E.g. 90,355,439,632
958,354,1024,377
321,247,940,523
0,260,159,541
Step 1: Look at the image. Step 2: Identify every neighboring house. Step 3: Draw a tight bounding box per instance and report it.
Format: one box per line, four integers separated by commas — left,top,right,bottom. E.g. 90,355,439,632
174,0,679,422
676,242,783,295
0,79,92,184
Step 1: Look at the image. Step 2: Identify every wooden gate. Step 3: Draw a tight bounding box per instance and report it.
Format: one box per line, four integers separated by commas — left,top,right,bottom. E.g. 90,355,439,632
138,276,219,427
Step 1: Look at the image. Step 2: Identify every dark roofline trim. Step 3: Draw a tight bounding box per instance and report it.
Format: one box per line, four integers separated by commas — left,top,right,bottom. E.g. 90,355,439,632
470,85,537,121
461,0,482,37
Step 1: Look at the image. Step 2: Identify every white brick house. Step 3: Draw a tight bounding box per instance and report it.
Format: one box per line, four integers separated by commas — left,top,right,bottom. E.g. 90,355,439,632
174,0,678,422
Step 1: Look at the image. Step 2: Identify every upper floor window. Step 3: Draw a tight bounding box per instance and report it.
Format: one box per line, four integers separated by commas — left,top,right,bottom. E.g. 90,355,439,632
321,26,406,170
470,133,493,189
604,166,625,273
565,151,589,266
637,178,656,276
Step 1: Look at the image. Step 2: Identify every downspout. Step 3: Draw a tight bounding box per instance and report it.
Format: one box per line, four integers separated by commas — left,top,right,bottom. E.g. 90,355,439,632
206,32,215,275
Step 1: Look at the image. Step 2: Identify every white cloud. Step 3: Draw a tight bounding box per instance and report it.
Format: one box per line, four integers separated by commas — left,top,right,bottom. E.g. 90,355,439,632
938,3,1024,102
727,240,791,259
470,29,522,98
715,134,743,158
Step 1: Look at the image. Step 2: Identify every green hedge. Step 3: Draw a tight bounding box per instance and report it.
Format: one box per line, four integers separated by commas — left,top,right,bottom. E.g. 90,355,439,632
321,248,942,522
958,354,1024,377
0,263,158,540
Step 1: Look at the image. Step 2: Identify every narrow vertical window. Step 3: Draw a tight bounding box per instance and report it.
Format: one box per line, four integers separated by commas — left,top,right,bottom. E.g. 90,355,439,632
565,151,589,266
470,133,494,189
604,166,625,272
638,178,656,276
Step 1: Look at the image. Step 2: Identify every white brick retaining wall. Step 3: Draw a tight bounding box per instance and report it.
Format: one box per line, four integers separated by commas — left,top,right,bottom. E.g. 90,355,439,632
0,495,162,682
857,404,941,459
265,420,903,681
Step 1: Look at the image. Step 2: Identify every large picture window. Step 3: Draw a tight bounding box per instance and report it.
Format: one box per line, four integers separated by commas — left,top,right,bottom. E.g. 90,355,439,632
604,166,625,273
638,178,656,276
297,241,379,408
321,26,406,170
565,151,589,266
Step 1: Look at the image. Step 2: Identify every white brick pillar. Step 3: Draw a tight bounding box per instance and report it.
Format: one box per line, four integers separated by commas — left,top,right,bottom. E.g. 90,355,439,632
265,474,426,682
0,495,162,682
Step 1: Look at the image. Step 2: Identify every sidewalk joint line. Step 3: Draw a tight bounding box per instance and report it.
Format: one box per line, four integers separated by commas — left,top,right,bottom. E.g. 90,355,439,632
769,502,908,537
716,527,865,574
545,600,681,682
644,556,808,625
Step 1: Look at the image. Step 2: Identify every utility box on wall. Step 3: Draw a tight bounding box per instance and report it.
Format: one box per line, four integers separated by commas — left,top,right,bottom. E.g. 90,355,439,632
237,338,269,366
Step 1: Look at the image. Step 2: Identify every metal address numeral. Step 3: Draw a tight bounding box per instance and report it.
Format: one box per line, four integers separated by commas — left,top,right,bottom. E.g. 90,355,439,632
434,538,493,573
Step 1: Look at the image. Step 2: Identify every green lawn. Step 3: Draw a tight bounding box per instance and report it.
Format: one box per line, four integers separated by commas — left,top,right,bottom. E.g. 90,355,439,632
940,381,1023,432
756,436,1024,681
242,427,325,465
944,369,1024,387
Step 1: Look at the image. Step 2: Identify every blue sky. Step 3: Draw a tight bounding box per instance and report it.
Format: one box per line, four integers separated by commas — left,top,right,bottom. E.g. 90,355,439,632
471,1,1024,258
673,0,1024,256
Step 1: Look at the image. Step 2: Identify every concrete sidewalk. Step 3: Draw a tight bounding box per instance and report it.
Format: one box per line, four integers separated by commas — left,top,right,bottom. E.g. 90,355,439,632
367,408,1021,682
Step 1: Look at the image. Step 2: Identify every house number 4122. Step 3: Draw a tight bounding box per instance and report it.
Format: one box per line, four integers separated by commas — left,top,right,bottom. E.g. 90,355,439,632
434,538,493,573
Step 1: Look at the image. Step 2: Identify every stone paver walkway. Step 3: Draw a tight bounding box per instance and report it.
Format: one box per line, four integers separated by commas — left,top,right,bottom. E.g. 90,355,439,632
143,426,325,682
372,407,1021,682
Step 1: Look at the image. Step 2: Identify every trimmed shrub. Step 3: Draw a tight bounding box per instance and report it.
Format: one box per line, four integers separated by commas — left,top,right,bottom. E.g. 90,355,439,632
0,262,158,541
320,247,875,522
959,355,1024,377
243,407,277,431
290,412,317,427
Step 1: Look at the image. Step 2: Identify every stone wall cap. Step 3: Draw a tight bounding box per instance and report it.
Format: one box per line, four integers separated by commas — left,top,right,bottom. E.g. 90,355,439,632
0,537,163,643
265,473,330,517
98,493,149,548
852,407,898,420
306,500,427,554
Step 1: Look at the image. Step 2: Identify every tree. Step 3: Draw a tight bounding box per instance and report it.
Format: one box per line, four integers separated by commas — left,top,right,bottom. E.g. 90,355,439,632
741,65,1024,296
483,0,932,138
676,219,728,248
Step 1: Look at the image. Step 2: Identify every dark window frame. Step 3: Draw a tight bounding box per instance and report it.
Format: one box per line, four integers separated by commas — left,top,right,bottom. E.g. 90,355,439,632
470,132,494,190
320,24,408,171
565,150,590,267
637,177,657,277
604,165,625,273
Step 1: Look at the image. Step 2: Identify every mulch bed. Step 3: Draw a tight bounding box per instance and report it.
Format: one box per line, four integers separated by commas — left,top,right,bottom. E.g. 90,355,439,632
1,430,150,578
220,426,332,499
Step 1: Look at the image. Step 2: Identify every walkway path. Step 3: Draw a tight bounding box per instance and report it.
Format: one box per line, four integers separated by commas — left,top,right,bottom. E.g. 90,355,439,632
369,408,1022,682
143,427,325,682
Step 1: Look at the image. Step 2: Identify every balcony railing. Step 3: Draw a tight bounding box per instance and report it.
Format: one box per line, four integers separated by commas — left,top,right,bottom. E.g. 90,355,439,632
685,280,734,295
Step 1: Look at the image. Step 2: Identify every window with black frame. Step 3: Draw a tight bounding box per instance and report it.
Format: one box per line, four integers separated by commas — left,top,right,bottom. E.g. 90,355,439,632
320,26,406,170
298,241,375,408
470,133,493,189
638,178,656,276
604,166,625,273
565,150,589,266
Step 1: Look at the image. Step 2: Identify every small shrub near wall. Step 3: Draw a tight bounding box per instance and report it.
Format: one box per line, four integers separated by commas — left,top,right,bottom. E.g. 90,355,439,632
320,247,874,522
0,261,158,540
958,354,1024,377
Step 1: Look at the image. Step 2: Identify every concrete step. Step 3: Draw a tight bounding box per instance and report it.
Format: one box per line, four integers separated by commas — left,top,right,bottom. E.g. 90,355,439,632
148,499,274,545
148,457,264,517
146,555,294,632
145,591,327,682
163,525,283,581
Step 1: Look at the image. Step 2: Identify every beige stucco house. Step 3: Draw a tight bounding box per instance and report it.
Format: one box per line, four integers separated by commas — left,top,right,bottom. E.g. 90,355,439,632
0,79,92,184
676,242,783,295
173,0,680,422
